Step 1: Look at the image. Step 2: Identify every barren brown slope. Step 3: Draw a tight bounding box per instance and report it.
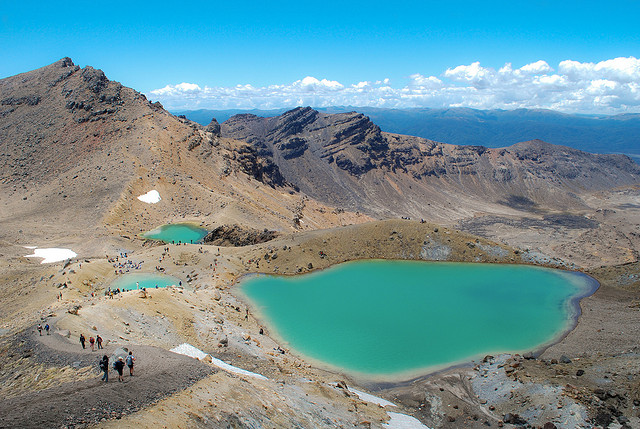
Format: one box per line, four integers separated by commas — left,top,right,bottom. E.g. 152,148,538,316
0,60,368,253
222,107,640,221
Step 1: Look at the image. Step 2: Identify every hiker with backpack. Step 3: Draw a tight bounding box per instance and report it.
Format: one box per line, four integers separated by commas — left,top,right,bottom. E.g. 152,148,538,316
126,351,135,376
113,357,125,382
99,355,109,382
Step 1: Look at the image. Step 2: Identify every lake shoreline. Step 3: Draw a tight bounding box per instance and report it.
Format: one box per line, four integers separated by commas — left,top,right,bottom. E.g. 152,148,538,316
240,259,600,386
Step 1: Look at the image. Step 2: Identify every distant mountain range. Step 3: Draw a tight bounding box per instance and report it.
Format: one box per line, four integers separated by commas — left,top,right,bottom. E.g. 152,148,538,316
175,107,640,159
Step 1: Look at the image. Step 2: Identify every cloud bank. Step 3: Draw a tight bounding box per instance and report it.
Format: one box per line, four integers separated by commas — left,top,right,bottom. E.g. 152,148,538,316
149,57,640,114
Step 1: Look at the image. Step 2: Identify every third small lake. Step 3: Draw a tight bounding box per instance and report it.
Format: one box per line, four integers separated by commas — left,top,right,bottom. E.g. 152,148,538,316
142,223,208,244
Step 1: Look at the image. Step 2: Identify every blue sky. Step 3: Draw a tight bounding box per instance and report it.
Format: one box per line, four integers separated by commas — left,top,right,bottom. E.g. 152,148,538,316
2,1,639,112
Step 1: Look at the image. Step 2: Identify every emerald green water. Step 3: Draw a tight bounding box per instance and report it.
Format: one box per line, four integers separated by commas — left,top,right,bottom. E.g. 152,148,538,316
110,273,183,290
142,223,208,244
240,260,597,380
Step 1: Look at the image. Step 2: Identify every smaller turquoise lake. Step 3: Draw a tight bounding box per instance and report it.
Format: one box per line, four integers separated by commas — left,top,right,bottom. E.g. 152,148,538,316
142,223,208,244
110,273,183,290
240,260,597,380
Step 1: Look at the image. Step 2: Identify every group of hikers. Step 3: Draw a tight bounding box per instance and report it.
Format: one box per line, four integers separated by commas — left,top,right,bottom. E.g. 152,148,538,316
98,351,136,382
79,333,104,351
36,323,50,335
37,325,137,383
110,252,144,275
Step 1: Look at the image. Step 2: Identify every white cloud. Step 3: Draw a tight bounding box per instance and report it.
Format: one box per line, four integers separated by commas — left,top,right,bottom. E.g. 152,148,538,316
519,60,552,74
148,57,640,114
297,76,343,91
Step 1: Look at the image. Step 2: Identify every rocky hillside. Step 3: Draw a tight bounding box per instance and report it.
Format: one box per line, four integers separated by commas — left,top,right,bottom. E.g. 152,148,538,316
0,60,361,251
222,107,640,219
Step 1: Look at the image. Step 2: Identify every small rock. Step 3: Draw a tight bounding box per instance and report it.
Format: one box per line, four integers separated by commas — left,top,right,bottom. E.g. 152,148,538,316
67,305,81,315
503,413,526,425
576,369,585,376
560,355,572,364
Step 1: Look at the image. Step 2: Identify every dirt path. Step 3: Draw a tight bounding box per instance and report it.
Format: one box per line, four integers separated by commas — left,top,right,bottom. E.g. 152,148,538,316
0,328,214,428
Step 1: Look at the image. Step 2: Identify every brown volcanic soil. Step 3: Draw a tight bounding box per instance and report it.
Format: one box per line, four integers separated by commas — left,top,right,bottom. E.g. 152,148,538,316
1,59,640,428
0,332,213,429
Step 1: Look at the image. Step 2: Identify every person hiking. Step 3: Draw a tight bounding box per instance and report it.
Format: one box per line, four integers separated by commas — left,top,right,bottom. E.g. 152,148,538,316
89,336,95,351
80,334,86,349
44,324,50,335
114,356,125,382
126,351,136,376
96,335,103,349
99,355,109,382
37,324,42,336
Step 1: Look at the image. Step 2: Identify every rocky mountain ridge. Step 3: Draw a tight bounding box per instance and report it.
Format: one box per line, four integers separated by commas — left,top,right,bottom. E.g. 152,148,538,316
223,107,640,219
0,59,362,249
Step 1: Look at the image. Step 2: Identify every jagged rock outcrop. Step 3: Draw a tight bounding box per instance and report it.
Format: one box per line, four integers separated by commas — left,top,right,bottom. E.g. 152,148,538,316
205,118,221,137
222,107,640,218
223,106,388,176
203,225,279,246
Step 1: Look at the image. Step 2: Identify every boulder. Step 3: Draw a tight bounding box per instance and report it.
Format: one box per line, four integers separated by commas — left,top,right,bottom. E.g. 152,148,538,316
111,347,129,362
503,413,526,425
56,329,70,338
67,304,81,315
206,118,221,137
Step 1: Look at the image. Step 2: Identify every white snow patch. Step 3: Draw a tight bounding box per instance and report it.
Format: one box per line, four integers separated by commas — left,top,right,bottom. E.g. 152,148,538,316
384,412,431,429
25,248,77,264
23,246,37,249
170,343,208,360
170,343,268,380
350,388,397,407
137,190,161,204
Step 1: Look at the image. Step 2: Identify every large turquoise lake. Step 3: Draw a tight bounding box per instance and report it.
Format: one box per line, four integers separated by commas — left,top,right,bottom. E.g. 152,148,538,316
240,260,597,380
142,223,208,244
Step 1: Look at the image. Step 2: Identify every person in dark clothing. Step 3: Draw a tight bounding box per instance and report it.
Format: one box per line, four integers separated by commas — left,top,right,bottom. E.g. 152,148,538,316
80,334,86,349
99,355,109,382
114,357,125,382
96,335,103,349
